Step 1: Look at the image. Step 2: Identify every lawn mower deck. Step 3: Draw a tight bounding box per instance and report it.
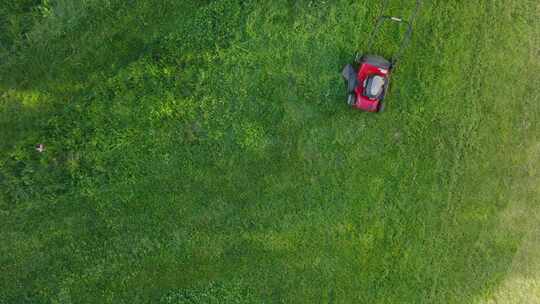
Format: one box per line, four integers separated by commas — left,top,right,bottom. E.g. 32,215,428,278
342,55,392,112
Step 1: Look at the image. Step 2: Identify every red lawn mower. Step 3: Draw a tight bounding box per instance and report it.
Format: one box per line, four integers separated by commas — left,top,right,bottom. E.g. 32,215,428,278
342,0,420,113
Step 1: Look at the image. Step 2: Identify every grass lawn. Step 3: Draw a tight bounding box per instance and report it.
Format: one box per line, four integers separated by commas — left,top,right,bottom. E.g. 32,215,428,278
1,0,539,303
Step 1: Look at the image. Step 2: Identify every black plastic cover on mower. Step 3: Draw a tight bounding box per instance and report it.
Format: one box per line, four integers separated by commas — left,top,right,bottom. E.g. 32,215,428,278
361,55,391,70
342,64,358,93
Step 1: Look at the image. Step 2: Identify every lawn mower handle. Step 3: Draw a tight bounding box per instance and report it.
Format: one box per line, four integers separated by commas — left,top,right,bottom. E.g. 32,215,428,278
357,0,421,67
367,15,413,66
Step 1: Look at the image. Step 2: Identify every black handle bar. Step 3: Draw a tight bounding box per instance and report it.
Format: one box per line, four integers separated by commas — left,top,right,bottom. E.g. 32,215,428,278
356,0,421,67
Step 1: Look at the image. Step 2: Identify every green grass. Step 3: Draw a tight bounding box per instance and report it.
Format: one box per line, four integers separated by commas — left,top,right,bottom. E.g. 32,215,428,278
1,0,539,303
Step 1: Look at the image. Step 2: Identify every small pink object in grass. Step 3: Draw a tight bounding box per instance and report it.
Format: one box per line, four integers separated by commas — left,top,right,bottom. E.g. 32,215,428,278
36,144,45,153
